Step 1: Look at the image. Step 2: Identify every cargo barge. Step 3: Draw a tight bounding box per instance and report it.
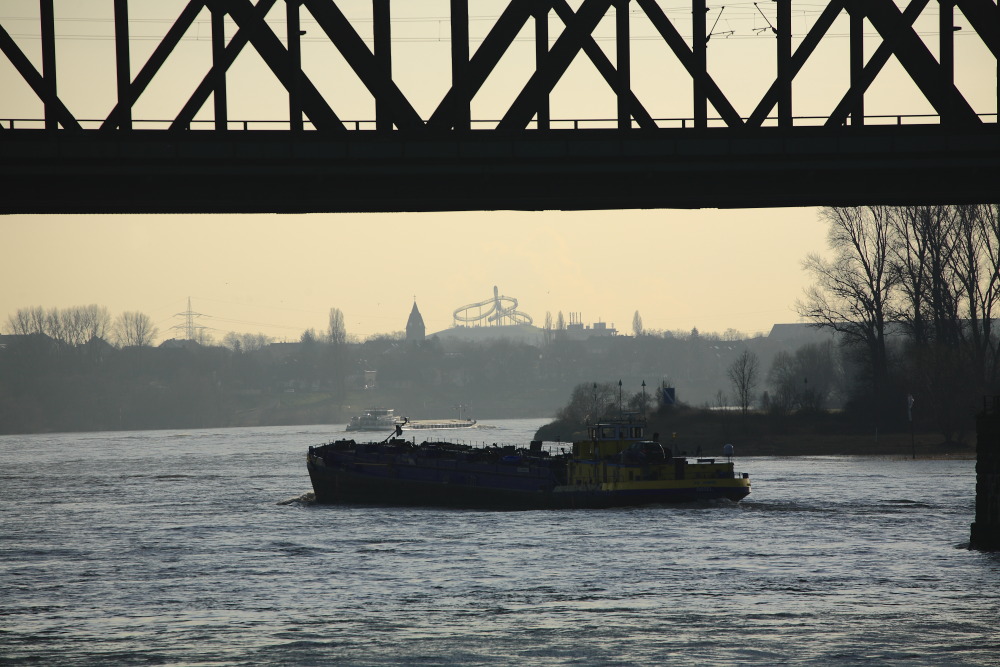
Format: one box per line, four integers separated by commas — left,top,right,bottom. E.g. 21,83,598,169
307,415,750,509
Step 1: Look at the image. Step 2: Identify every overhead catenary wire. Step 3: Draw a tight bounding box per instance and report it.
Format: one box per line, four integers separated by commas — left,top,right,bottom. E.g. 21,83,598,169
0,1,974,44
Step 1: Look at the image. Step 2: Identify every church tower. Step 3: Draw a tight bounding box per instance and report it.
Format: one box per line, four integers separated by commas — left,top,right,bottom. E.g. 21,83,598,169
406,300,425,342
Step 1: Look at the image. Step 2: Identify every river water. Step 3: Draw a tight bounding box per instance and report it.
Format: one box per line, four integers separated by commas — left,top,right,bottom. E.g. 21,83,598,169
2,418,998,665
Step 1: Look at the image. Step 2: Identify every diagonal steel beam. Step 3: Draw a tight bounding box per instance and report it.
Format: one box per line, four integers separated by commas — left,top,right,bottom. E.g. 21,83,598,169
499,0,615,130
550,0,656,129
825,0,980,126
171,0,275,129
223,0,346,130
428,0,536,130
103,0,206,130
635,0,743,127
955,0,998,58
0,21,80,129
171,0,344,131
863,0,981,124
747,0,844,127
304,0,423,131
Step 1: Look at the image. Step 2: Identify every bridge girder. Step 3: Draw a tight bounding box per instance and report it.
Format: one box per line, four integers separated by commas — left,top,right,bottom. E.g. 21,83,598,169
0,1,996,213
1,125,996,213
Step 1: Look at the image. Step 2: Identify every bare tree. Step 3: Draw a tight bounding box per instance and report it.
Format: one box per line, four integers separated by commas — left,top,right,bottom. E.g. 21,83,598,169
70,305,111,345
953,204,1000,388
45,308,65,343
327,307,347,346
888,206,960,345
5,307,45,335
114,311,158,348
632,310,643,337
62,307,88,346
557,381,626,426
222,332,272,353
885,204,999,441
721,328,745,342
7,305,110,345
767,341,839,413
727,349,759,416
798,206,897,415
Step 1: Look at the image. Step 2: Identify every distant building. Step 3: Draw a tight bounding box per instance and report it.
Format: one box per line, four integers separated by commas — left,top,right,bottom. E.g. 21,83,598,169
766,323,835,344
563,319,617,340
158,338,203,351
428,317,619,346
431,323,545,345
0,333,57,350
406,301,426,342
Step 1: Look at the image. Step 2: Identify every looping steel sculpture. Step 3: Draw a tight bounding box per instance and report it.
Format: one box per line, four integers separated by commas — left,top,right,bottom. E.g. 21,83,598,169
453,286,533,327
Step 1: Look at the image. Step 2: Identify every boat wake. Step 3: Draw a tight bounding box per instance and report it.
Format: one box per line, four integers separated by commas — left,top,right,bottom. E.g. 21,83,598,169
277,492,315,506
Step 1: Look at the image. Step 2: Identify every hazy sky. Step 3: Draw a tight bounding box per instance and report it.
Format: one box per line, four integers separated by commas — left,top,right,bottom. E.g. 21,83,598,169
1,2,995,342
2,209,827,340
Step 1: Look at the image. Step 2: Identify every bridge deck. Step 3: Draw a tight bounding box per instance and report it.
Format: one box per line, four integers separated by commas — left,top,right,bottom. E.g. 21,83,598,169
2,124,997,213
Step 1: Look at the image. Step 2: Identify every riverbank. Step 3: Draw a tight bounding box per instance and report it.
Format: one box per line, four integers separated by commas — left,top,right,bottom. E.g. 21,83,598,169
534,409,976,458
725,432,974,458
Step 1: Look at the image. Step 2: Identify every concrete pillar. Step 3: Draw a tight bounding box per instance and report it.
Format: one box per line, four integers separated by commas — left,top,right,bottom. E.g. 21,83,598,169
970,397,1000,550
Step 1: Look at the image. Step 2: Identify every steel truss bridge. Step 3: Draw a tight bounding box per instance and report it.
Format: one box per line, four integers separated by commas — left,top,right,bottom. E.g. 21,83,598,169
0,0,997,213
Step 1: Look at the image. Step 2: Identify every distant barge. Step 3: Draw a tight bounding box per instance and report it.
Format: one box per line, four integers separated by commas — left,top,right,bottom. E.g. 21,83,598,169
307,415,750,510
403,418,477,430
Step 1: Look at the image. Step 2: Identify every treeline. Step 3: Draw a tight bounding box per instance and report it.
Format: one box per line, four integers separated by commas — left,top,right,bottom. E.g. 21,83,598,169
1,316,832,434
799,204,999,443
6,304,157,347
